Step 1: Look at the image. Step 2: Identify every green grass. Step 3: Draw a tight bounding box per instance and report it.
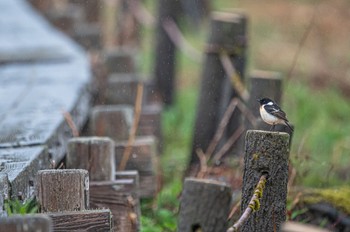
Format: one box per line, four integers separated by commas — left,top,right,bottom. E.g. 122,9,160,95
285,81,350,187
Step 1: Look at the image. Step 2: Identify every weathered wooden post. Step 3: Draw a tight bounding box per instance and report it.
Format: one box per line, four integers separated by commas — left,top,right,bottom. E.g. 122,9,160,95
90,105,133,141
154,0,181,105
178,178,232,232
190,11,247,167
115,136,158,198
105,74,140,105
36,169,113,230
67,137,115,181
0,215,53,232
240,130,290,232
104,48,136,75
36,169,89,212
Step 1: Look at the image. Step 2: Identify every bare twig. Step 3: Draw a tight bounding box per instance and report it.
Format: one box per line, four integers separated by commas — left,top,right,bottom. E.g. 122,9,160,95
212,125,245,163
227,174,267,232
286,8,316,82
62,109,79,137
162,19,202,61
128,0,155,27
118,83,144,171
205,98,239,158
227,201,241,221
195,148,208,178
219,52,249,102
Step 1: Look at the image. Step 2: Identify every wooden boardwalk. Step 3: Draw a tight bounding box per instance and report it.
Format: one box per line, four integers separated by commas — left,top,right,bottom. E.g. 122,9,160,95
0,0,91,201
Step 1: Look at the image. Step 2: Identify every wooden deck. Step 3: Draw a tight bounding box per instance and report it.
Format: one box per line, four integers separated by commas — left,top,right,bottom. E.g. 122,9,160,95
0,0,91,201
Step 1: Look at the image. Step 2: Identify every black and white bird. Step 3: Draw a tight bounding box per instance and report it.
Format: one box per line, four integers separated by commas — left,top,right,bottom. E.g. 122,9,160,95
257,98,293,132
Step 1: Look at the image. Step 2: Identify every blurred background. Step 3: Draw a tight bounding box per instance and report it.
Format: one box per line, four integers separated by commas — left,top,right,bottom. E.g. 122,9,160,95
24,0,350,231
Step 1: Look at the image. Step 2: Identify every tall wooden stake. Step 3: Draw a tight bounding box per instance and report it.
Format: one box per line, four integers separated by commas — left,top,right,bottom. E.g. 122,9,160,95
190,11,247,167
241,130,290,232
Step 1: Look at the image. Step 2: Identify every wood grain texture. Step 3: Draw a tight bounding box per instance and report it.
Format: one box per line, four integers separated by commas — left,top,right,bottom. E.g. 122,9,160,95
90,179,140,232
0,214,53,232
47,209,112,232
241,130,290,232
90,105,133,141
67,137,115,181
115,136,158,198
178,178,232,232
36,169,89,212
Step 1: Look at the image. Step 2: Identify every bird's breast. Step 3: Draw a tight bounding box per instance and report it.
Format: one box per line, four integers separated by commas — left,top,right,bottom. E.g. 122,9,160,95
260,106,278,125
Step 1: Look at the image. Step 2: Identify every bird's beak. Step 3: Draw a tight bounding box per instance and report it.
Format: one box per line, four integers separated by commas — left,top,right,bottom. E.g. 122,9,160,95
256,98,261,103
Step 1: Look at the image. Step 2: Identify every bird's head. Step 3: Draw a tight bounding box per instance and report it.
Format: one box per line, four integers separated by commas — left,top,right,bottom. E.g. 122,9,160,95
257,98,273,105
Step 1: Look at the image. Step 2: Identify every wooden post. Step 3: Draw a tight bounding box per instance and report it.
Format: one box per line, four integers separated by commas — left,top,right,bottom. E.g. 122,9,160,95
103,48,136,75
154,0,181,105
90,179,140,231
190,11,247,166
67,137,115,181
72,23,102,50
90,105,133,141
0,215,53,232
36,169,89,212
115,136,158,198
105,73,140,105
178,178,232,232
241,130,290,232
116,0,140,47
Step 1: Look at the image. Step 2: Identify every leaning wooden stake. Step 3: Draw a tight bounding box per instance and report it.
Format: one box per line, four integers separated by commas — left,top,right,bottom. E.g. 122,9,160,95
36,169,89,212
190,11,247,167
178,178,232,232
239,130,290,232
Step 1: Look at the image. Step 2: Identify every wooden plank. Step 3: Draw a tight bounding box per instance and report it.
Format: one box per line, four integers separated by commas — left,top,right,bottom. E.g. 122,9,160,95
47,209,112,232
281,221,331,232
90,105,133,141
0,146,49,199
105,73,140,105
0,214,53,232
115,136,158,198
90,179,140,231
0,61,91,163
67,137,115,181
0,0,75,62
103,48,136,75
36,169,89,212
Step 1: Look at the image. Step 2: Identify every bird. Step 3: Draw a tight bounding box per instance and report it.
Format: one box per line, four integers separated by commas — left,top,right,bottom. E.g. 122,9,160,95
257,97,293,132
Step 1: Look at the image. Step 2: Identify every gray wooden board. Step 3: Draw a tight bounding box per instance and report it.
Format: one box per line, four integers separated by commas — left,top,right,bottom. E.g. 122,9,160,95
0,146,49,198
0,0,80,63
0,0,92,202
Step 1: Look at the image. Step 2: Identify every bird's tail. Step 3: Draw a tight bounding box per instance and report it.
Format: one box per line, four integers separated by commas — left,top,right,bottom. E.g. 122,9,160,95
284,121,294,132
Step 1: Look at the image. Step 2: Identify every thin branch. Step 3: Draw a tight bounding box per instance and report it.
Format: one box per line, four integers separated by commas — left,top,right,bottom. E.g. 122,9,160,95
195,148,208,178
128,0,156,28
162,19,202,62
286,8,316,82
212,125,245,163
227,174,267,232
118,83,144,171
205,98,239,158
227,201,241,221
219,52,250,102
236,100,258,128
62,109,79,137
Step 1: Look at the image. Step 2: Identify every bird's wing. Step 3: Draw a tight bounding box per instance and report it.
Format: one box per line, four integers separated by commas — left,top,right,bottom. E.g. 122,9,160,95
264,104,289,121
